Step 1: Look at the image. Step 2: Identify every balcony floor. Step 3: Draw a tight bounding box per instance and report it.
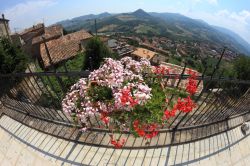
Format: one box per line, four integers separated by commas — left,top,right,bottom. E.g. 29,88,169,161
0,113,250,166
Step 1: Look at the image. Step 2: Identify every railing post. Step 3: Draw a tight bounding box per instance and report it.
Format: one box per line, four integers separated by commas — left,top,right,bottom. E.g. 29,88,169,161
89,56,93,71
164,63,187,128
172,47,226,129
42,37,66,94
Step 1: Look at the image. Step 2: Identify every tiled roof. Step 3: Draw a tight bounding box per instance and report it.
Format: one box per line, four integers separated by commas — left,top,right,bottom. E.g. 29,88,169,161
19,23,44,36
108,39,118,48
32,25,63,45
40,30,92,68
132,48,157,60
0,18,9,22
160,62,203,94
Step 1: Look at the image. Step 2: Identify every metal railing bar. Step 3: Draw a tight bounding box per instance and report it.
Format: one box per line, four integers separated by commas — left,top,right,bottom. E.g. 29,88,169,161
167,63,187,127
179,56,225,127
192,79,224,124
26,66,59,120
213,84,246,120
33,62,68,121
22,78,53,119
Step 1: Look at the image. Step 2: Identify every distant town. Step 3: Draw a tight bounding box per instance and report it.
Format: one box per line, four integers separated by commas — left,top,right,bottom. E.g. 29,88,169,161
0,12,240,77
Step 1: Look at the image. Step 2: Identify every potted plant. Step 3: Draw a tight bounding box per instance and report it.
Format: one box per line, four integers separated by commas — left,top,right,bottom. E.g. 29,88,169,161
62,57,197,148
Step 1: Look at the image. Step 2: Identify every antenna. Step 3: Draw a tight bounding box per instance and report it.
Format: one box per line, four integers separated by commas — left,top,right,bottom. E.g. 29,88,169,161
95,19,97,36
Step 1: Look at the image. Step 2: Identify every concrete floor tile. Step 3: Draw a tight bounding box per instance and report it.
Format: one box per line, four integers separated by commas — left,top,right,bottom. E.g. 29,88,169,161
5,140,23,165
0,159,12,166
16,149,36,166
1,114,250,166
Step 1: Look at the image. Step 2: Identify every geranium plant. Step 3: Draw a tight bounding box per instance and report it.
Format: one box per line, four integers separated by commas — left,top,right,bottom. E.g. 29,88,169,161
62,57,198,148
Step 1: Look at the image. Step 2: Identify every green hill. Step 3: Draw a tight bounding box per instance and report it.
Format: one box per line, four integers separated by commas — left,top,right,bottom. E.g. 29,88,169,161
57,9,250,55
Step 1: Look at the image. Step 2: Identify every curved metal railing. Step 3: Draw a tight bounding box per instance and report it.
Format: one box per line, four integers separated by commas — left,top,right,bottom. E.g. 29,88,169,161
0,68,250,149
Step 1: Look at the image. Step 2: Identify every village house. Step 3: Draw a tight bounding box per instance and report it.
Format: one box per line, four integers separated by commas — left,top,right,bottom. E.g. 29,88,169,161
31,25,64,66
106,39,134,57
14,23,65,67
151,54,168,65
32,25,63,45
40,30,92,69
18,23,45,58
18,23,64,57
131,47,157,60
0,14,11,38
160,62,203,94
19,23,45,44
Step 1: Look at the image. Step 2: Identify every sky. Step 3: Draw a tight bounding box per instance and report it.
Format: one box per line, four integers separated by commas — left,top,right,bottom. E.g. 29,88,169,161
1,0,250,43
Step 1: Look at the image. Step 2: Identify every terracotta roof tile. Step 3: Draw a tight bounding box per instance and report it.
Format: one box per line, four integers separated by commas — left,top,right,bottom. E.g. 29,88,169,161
160,62,203,94
0,18,9,22
132,48,157,60
20,23,44,36
40,30,92,68
32,25,63,45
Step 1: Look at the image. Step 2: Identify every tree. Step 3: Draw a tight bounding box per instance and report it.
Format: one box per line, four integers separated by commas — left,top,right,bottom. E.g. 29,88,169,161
0,37,28,74
127,39,139,47
233,55,250,80
0,37,28,98
83,37,117,70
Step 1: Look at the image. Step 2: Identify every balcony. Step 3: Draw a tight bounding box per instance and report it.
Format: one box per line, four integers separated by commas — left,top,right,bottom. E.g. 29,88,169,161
0,52,250,165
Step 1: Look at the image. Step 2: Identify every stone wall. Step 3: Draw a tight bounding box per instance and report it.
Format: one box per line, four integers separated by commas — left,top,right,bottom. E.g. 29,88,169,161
160,62,203,94
0,22,10,37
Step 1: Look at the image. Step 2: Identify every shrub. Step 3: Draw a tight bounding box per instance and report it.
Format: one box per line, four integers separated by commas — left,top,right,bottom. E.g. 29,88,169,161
83,37,117,70
0,37,28,97
0,37,28,74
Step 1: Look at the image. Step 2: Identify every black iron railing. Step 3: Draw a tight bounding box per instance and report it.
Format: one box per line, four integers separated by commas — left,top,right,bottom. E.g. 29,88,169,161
0,53,250,149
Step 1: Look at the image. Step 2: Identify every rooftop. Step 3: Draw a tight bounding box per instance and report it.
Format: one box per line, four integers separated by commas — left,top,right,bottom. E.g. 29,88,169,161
108,39,118,48
0,14,9,22
0,18,9,22
132,47,157,60
40,30,92,68
160,62,203,93
32,25,63,45
19,23,44,36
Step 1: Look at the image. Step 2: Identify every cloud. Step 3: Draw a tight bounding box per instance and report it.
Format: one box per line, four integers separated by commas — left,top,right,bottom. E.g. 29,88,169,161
217,9,250,25
2,0,57,31
190,0,218,5
185,9,250,44
207,0,218,5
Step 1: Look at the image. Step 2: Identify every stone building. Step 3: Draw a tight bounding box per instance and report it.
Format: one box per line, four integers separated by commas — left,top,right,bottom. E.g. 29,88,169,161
106,39,134,57
19,23,45,58
131,47,157,61
40,30,92,68
160,62,203,94
0,14,11,38
17,24,64,67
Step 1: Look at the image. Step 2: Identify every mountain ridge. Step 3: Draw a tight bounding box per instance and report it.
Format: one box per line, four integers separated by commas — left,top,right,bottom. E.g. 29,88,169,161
56,9,250,55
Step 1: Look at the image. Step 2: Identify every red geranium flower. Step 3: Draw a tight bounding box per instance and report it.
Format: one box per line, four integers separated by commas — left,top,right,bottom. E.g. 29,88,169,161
164,108,176,119
137,129,146,137
153,66,170,76
100,112,110,125
176,96,196,113
186,70,198,95
133,120,159,138
110,135,126,149
120,88,138,107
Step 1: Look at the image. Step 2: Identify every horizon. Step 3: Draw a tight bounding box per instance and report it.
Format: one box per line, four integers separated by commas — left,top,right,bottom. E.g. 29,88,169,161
1,0,250,44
